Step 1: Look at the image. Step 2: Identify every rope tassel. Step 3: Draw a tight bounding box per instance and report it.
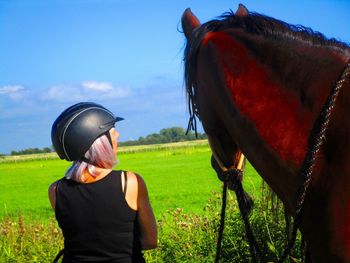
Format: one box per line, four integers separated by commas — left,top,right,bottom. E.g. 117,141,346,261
210,149,264,262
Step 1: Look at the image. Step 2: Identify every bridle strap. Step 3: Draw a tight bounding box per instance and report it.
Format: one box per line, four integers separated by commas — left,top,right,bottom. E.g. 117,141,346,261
208,137,263,262
207,138,229,172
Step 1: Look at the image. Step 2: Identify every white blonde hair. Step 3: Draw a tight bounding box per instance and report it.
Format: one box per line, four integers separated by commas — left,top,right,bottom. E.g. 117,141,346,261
65,132,117,182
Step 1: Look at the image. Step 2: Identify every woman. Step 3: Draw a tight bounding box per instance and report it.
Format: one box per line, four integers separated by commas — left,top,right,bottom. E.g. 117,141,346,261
48,102,157,263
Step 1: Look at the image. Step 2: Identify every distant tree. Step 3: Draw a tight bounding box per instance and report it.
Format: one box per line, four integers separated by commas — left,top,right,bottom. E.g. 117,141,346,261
10,147,53,156
119,126,207,146
160,127,186,142
145,133,166,144
43,147,52,153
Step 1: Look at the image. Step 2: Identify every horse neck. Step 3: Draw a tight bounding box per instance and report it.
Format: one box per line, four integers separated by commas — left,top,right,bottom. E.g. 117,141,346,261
228,29,349,102
201,29,349,212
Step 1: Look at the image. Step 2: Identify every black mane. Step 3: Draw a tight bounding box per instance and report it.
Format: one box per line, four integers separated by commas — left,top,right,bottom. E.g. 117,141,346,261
192,11,349,52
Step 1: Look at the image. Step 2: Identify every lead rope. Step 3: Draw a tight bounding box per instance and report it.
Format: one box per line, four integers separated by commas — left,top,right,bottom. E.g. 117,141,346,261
52,249,64,263
214,181,228,263
209,142,262,262
214,164,263,263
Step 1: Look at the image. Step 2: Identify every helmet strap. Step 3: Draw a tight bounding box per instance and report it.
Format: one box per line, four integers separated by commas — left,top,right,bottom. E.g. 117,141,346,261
103,130,113,148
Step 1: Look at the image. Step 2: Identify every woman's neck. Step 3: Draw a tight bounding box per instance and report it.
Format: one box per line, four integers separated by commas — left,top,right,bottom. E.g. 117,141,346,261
82,168,112,183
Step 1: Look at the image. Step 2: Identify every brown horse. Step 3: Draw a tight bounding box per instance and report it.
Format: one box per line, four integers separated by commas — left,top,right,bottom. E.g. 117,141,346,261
181,4,350,263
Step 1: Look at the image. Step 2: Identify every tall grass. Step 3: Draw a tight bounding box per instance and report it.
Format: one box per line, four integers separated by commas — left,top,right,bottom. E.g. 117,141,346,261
0,214,63,262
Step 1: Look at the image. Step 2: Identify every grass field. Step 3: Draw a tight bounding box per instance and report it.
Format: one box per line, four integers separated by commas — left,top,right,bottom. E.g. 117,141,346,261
0,140,262,222
1,141,300,262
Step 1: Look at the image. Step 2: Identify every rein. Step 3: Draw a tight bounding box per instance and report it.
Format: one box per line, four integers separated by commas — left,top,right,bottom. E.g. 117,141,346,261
198,61,350,263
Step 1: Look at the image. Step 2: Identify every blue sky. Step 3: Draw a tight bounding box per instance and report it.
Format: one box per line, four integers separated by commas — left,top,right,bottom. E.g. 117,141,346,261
0,0,349,154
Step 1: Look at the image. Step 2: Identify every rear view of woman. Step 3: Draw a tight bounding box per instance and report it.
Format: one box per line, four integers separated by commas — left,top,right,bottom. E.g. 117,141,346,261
48,102,157,262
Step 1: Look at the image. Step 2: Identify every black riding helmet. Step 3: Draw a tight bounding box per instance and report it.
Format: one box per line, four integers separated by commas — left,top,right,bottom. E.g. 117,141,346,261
51,102,123,161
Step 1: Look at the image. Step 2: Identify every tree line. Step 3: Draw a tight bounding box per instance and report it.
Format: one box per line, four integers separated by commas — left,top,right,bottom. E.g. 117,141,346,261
4,127,207,156
10,147,53,156
119,127,207,146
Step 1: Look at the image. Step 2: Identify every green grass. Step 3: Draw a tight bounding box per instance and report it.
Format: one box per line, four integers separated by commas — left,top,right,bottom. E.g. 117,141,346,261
1,141,299,263
0,140,262,221
0,159,69,221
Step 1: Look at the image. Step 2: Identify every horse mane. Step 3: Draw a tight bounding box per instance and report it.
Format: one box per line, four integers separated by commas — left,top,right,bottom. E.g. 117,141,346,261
219,11,349,50
184,10,350,131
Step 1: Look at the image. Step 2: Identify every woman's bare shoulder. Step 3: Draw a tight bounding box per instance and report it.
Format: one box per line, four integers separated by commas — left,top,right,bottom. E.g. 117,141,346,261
48,179,61,210
125,171,147,190
48,180,60,193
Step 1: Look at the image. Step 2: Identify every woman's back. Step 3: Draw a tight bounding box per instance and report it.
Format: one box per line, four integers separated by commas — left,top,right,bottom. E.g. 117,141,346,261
55,170,144,263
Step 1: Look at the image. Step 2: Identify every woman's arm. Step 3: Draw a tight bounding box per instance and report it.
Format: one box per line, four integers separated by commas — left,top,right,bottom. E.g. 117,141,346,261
135,174,158,250
48,181,58,210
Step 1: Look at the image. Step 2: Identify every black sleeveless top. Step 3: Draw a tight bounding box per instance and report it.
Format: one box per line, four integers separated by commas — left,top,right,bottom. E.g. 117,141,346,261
55,170,145,263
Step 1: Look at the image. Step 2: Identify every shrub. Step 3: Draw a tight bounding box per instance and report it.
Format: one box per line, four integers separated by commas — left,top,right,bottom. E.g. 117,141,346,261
0,213,63,262
145,191,303,263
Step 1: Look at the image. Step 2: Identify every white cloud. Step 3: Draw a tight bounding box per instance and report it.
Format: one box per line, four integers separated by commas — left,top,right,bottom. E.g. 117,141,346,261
0,85,25,94
42,81,130,102
82,81,113,92
0,85,26,101
45,85,84,101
